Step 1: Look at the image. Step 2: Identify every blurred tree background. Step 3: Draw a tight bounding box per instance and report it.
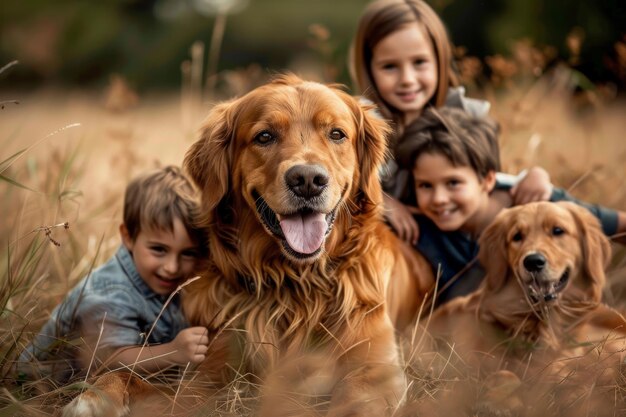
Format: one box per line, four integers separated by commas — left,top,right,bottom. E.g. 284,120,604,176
1,0,625,95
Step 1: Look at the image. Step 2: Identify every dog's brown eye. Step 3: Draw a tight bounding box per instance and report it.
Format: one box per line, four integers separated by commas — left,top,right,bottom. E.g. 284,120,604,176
512,232,523,242
552,226,564,236
254,131,275,145
329,129,346,142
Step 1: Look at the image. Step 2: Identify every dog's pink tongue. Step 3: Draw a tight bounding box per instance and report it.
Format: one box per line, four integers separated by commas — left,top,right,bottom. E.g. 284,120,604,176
279,212,328,254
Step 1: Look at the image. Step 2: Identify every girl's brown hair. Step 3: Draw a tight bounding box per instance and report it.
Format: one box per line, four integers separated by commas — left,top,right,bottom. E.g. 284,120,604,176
350,0,459,136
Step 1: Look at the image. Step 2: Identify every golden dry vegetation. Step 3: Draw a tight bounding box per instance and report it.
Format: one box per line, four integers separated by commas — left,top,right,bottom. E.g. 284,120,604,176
2,39,626,416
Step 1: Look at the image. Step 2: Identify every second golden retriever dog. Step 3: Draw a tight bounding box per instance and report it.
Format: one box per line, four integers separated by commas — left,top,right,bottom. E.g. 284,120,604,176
419,201,626,414
62,74,433,417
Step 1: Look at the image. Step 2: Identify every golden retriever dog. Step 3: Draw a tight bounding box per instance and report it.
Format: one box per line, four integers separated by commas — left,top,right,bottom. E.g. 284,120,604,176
417,201,626,414
62,74,433,417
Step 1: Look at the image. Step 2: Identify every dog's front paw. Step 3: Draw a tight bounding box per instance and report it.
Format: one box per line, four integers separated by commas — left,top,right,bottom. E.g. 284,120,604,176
61,389,129,417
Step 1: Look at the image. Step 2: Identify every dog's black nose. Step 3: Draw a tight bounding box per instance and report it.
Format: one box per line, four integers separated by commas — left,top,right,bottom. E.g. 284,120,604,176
523,253,546,272
285,164,329,199
544,293,557,302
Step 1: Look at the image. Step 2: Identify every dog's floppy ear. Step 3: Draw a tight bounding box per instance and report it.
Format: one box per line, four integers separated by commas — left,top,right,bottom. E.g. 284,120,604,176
184,100,236,212
341,94,391,204
561,202,611,302
478,210,510,292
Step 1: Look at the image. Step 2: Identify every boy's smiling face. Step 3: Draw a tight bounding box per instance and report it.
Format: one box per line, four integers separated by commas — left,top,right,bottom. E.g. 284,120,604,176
413,151,495,235
121,218,200,296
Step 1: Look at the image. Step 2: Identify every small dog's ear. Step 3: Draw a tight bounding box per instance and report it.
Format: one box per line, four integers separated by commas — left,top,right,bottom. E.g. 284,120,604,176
478,210,510,292
562,202,611,302
184,100,236,213
342,93,391,206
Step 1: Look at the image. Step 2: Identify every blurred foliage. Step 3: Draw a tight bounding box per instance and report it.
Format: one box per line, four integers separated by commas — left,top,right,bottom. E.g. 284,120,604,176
0,0,624,94
440,0,626,94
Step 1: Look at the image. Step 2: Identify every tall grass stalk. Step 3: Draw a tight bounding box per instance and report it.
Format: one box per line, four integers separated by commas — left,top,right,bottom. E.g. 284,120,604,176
204,12,227,99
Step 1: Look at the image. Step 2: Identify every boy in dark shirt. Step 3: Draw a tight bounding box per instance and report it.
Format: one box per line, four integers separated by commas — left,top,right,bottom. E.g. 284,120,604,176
395,107,626,305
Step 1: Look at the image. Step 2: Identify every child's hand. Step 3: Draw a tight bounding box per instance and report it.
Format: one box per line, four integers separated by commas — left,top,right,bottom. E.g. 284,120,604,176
383,194,420,245
171,326,209,365
510,167,553,205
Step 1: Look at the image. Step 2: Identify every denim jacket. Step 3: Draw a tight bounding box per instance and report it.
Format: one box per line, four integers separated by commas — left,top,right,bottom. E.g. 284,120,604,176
19,245,188,381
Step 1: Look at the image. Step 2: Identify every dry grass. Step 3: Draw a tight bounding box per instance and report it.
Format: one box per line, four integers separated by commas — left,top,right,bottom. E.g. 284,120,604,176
1,59,626,416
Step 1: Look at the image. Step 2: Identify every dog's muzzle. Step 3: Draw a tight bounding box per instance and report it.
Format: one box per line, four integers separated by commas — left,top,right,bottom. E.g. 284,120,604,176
522,253,570,304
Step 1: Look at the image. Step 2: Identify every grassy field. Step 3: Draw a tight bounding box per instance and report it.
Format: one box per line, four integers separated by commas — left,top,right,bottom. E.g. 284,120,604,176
1,59,626,416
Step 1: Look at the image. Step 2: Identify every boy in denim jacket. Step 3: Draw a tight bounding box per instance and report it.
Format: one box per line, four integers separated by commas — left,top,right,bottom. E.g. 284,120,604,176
20,166,209,382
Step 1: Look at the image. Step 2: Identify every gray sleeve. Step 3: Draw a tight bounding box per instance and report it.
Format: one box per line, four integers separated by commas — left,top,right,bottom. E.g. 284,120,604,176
493,172,522,190
550,187,618,235
446,86,491,118
380,158,398,194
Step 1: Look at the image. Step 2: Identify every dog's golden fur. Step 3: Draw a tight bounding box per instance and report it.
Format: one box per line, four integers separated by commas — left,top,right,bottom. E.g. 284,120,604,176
422,201,626,379
181,74,433,414
62,74,433,417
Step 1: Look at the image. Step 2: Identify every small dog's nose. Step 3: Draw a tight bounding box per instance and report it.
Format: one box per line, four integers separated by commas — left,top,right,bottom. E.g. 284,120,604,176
285,164,329,199
544,292,557,302
523,253,547,272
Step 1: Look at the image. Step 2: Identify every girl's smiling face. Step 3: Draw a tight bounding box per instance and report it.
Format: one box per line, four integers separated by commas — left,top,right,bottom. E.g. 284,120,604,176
370,22,438,126
413,152,496,235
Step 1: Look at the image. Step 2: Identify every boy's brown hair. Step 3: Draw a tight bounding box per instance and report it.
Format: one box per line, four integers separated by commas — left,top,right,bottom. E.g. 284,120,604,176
396,106,501,179
123,165,206,253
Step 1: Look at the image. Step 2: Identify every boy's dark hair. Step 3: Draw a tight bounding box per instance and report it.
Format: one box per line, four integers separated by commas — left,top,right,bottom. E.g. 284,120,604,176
123,165,207,254
396,107,501,178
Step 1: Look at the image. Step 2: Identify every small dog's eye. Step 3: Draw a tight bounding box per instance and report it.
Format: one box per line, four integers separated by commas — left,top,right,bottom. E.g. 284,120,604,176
254,131,275,145
552,226,564,236
512,231,523,242
329,129,346,142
